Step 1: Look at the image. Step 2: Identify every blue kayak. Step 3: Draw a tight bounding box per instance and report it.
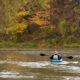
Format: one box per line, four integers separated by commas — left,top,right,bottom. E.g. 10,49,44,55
51,59,63,62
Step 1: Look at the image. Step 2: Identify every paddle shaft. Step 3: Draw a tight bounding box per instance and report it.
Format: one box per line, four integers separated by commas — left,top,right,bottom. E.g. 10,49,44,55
40,53,73,59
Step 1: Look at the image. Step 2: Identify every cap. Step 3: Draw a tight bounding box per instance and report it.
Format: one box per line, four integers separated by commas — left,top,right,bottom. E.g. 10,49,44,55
54,51,59,54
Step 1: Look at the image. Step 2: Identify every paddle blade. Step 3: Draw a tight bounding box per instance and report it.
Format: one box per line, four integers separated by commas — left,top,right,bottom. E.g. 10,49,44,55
66,56,73,59
40,53,46,56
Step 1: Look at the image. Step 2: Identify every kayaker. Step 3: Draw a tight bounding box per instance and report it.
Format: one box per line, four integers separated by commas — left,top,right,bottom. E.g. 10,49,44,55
50,51,62,61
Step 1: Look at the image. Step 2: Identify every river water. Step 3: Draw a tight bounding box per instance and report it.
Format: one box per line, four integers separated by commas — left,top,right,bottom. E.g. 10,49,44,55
0,48,80,80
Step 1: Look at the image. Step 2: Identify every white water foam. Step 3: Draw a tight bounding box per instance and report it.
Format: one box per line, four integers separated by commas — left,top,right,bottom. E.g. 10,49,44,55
0,60,79,73
0,71,19,75
18,61,50,68
59,65,80,73
63,76,80,80
58,61,78,64
0,60,79,66
0,71,34,79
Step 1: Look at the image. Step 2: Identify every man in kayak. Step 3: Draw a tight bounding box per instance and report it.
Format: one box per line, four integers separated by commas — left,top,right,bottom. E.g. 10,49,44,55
50,51,62,61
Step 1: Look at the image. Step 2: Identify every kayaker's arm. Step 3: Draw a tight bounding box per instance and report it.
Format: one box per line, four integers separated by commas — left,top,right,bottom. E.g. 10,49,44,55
50,55,53,60
58,55,62,60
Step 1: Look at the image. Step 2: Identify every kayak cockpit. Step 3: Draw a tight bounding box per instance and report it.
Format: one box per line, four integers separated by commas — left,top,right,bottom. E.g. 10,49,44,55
51,59,63,62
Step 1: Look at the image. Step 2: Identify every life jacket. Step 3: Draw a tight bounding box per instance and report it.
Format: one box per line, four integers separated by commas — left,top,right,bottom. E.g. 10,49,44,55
53,55,58,60
50,54,62,60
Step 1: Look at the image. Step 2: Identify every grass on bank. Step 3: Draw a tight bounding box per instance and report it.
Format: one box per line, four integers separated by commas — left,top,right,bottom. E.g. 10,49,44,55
64,43,80,48
0,42,37,48
0,42,80,48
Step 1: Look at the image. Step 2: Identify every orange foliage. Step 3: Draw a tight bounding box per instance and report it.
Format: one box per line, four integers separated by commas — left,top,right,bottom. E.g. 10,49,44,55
50,25,56,29
35,20,49,25
40,26,47,29
31,17,50,25
40,25,56,29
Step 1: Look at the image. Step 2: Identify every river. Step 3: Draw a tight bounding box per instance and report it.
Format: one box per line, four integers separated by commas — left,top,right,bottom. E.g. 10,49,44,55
0,48,80,80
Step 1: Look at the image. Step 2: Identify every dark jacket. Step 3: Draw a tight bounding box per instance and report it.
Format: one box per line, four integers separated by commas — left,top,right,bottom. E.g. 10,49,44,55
50,54,62,60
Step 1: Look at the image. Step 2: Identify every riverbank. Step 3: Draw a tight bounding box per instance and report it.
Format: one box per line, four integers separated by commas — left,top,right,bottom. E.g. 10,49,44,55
0,42,80,48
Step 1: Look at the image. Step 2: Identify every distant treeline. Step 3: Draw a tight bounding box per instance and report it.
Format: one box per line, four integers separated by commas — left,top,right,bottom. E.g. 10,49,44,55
0,0,80,47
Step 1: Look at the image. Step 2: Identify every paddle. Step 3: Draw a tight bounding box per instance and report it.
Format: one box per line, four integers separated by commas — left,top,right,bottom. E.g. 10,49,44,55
40,53,73,59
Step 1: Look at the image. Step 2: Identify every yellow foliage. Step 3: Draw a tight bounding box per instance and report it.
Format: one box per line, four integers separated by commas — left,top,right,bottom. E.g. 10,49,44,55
7,22,27,33
17,11,29,16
